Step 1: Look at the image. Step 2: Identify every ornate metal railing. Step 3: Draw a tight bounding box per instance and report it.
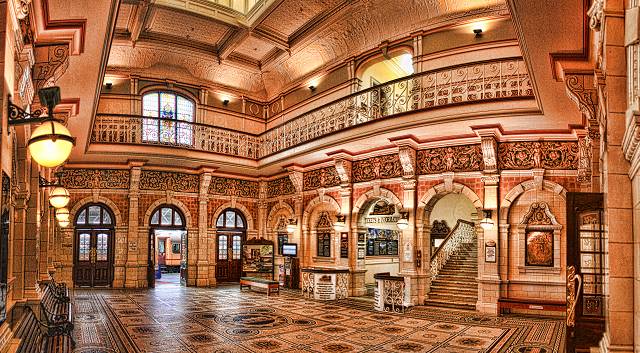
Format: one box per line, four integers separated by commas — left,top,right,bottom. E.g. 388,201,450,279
91,58,532,159
430,219,475,281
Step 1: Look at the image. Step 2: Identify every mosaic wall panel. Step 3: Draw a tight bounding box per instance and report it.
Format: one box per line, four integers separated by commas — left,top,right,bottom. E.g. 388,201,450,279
498,141,578,170
417,145,483,174
62,169,130,189
303,166,341,190
208,176,259,198
267,177,296,198
139,171,199,193
352,154,402,183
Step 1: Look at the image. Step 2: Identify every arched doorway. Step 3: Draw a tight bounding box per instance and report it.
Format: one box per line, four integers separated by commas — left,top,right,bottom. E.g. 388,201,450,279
74,204,116,287
215,209,246,282
148,205,187,288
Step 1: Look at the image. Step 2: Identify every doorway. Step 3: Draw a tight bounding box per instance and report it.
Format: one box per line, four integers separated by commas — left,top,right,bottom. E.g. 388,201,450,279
74,204,115,287
148,206,187,288
215,209,246,282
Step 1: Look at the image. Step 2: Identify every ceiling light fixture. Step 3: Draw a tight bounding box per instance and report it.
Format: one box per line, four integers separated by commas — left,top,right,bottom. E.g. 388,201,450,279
473,28,483,37
223,99,229,106
8,87,76,168
309,85,316,92
396,211,409,230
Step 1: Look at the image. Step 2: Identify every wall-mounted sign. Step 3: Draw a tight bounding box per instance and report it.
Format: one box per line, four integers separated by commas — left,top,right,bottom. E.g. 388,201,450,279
340,233,349,258
485,240,496,263
358,247,366,259
364,216,399,224
357,233,365,243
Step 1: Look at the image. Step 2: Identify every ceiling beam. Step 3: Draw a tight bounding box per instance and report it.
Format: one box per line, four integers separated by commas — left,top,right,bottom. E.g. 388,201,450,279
130,0,154,45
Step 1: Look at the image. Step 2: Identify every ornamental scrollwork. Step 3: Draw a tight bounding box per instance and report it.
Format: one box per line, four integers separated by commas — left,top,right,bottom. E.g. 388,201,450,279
416,145,483,174
498,141,578,170
266,177,296,198
61,169,130,189
208,176,259,198
139,171,199,193
33,44,69,94
352,154,402,183
303,167,341,191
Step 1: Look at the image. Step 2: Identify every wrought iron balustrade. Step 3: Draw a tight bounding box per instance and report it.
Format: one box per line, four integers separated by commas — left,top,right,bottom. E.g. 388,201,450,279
91,58,533,159
430,220,476,281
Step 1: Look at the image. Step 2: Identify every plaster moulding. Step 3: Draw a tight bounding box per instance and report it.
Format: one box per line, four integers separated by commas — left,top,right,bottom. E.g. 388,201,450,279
31,0,86,55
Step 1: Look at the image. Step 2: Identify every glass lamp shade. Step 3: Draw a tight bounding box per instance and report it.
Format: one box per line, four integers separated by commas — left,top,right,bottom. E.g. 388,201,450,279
28,120,74,168
49,187,70,208
286,223,297,233
396,218,409,230
58,219,70,228
55,207,70,222
480,217,494,230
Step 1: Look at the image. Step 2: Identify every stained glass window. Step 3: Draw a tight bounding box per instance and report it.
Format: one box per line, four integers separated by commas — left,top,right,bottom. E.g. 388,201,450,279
215,209,246,229
97,233,109,261
75,204,114,226
150,206,185,227
142,92,194,146
79,233,90,261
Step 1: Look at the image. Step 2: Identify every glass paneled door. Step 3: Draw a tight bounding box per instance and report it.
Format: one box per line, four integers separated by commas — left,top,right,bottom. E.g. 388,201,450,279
215,209,246,282
74,204,115,287
566,193,605,352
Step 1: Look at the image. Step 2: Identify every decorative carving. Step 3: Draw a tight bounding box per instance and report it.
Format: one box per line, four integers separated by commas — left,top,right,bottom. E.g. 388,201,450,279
13,0,32,20
316,212,332,229
266,177,296,198
481,137,498,172
567,265,581,327
587,0,604,31
522,202,553,225
61,169,130,189
430,220,450,236
334,159,351,185
139,171,199,193
33,44,70,95
577,135,592,184
370,200,395,215
398,146,416,178
288,171,303,193
498,141,579,170
417,145,483,174
565,74,598,130
208,176,259,198
1,173,11,210
303,167,341,191
352,154,402,183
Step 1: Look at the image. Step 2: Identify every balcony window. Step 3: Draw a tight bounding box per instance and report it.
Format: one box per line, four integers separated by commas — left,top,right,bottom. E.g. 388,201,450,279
142,92,194,146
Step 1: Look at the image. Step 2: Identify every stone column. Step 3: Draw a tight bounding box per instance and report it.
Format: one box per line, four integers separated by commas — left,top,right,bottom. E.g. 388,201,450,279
197,171,211,287
125,165,141,288
22,159,40,299
477,175,500,314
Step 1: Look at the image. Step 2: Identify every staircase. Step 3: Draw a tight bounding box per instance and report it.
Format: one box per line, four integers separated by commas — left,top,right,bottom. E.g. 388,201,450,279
424,221,478,310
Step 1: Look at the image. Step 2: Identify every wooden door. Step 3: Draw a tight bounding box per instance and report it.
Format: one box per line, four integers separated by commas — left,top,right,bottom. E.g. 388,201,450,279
74,230,114,287
566,192,605,352
148,229,156,288
180,231,187,285
229,234,242,281
216,233,244,282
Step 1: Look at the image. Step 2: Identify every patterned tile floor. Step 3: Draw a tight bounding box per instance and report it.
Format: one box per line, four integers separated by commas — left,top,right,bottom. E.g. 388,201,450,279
72,284,565,353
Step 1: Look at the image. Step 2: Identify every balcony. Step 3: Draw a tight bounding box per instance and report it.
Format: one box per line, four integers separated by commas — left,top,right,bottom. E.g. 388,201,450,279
91,58,533,160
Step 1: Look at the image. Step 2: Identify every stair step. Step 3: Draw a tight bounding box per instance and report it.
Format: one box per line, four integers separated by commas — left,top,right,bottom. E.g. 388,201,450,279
430,288,477,296
423,299,476,311
435,274,477,281
431,280,477,288
428,293,478,302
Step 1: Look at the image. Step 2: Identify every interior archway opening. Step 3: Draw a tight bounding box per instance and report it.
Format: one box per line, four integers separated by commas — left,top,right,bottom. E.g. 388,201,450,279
148,205,187,288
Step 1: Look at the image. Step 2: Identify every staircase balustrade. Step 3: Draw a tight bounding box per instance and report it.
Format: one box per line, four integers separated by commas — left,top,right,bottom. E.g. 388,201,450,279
430,219,476,282
92,58,532,159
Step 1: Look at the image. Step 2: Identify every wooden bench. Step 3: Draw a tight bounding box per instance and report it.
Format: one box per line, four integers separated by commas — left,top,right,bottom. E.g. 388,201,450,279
40,283,73,335
498,297,566,316
240,277,279,296
14,306,73,353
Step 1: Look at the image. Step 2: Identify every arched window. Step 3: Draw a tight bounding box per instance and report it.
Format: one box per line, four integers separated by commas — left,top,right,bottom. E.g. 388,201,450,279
142,91,195,146
76,204,114,227
316,212,332,257
150,206,184,228
216,209,246,229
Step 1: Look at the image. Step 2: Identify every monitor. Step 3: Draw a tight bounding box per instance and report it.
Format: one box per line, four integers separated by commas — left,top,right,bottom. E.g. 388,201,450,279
282,243,297,257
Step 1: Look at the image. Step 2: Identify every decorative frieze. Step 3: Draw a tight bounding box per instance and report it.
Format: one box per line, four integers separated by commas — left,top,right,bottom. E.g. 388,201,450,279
577,135,593,184
352,154,402,183
498,141,578,170
481,137,498,173
139,171,199,193
208,176,259,198
61,169,130,189
416,145,483,174
267,177,296,198
303,167,341,191
398,146,416,178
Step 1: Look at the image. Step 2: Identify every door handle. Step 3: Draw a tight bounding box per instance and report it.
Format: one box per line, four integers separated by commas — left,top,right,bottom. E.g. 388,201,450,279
90,248,97,264
567,265,582,327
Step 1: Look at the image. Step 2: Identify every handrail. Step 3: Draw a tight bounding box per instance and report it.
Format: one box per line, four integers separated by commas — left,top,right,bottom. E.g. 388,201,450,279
431,219,475,261
92,58,533,159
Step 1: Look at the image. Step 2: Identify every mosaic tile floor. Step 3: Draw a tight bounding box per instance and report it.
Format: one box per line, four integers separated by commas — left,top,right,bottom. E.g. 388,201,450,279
72,285,565,353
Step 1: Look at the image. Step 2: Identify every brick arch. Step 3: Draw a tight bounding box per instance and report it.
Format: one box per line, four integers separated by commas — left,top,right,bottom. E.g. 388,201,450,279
211,202,255,231
416,182,483,228
70,196,124,227
302,195,341,229
143,197,193,228
499,180,567,223
352,187,403,223
266,202,295,230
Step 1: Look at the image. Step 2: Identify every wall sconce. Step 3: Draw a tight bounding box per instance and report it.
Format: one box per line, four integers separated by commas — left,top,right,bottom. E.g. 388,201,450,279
480,210,494,230
473,28,483,38
40,173,70,209
58,219,69,228
55,207,70,222
308,85,316,92
222,99,229,106
334,214,346,231
286,218,297,233
8,86,76,168
396,211,409,230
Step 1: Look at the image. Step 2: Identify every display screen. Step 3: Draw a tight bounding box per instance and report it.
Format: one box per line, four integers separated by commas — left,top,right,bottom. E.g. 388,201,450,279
282,243,297,257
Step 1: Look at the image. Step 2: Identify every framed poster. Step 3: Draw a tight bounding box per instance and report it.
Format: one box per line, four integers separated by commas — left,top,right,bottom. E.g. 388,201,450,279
340,233,349,258
525,231,553,266
357,232,366,243
485,240,496,263
242,238,275,278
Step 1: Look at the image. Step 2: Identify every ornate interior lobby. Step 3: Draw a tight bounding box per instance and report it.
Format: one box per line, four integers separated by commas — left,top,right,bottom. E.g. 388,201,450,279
0,0,636,352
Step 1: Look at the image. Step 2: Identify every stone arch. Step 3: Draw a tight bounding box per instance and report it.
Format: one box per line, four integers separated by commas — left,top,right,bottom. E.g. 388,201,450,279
416,182,483,228
351,187,403,223
70,195,125,227
302,195,341,229
266,202,295,230
143,197,193,229
211,202,255,231
499,180,567,223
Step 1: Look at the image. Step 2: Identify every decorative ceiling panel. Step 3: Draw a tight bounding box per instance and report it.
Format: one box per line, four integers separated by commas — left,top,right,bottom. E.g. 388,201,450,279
115,3,134,31
148,7,232,46
233,35,276,61
259,0,345,37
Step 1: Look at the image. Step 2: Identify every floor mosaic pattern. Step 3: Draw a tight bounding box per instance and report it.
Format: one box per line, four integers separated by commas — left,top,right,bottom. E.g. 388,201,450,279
72,285,565,353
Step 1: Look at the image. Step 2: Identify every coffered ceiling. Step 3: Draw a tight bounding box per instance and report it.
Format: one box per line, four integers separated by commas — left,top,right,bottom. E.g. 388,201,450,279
109,0,507,100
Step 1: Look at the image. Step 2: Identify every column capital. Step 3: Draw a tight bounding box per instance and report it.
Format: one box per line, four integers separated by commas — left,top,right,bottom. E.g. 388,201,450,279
481,174,500,185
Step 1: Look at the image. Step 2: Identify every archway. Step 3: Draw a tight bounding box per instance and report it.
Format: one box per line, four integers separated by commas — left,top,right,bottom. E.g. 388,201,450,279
73,203,116,287
214,208,247,282
148,205,187,288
